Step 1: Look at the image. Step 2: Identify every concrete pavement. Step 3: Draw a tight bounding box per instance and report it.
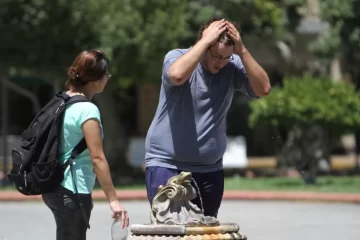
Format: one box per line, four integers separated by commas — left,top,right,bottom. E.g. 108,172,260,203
1,189,360,204
0,200,359,240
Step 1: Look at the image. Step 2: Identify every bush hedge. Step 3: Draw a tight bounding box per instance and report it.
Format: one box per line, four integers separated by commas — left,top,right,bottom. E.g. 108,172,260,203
249,75,360,136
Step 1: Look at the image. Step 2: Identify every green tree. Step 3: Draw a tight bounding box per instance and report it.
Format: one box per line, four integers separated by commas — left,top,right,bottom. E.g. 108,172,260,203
91,0,189,85
0,0,100,79
0,0,306,181
182,0,305,46
89,0,190,181
311,0,360,173
311,0,360,77
0,0,190,182
249,75,360,183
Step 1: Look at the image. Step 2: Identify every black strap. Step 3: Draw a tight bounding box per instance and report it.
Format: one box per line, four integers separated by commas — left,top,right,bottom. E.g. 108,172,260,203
63,138,91,229
61,93,92,229
58,91,90,105
62,94,91,229
62,138,87,169
66,94,90,105
62,138,90,229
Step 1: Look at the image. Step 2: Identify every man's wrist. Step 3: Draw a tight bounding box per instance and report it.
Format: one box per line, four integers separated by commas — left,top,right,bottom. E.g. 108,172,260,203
236,45,247,58
198,38,212,49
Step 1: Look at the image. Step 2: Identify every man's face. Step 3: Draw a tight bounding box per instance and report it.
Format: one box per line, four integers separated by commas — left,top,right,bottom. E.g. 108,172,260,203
204,42,234,74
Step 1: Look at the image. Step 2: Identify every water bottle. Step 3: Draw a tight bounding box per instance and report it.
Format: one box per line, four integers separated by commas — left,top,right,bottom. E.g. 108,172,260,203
111,217,128,240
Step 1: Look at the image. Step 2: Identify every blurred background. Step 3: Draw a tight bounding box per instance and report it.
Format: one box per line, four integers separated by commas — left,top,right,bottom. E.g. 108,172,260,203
1,0,360,192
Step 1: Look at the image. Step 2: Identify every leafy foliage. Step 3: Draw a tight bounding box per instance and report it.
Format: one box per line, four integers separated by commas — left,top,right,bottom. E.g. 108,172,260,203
0,0,305,84
311,0,360,71
93,0,189,85
0,0,100,75
0,0,307,174
249,75,360,135
184,0,304,42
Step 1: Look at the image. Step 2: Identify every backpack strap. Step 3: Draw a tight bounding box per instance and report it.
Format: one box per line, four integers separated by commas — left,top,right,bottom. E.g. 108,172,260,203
63,139,87,194
66,94,90,105
62,138,87,169
61,93,90,170
61,93,92,229
64,138,91,229
56,91,91,105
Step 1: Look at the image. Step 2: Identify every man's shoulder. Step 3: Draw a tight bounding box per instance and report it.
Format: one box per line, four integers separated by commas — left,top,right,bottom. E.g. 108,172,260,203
221,54,243,74
228,54,242,67
165,48,190,57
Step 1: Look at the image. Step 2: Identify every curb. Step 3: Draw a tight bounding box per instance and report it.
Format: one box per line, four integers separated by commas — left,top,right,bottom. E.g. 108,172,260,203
1,190,359,204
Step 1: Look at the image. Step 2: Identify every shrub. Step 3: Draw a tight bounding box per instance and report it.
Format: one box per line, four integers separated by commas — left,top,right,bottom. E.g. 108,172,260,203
249,75,360,136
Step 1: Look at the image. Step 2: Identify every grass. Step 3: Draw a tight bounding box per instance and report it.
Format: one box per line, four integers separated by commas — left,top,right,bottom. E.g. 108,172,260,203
1,176,360,193
110,175,360,193
223,175,360,193
111,175,360,193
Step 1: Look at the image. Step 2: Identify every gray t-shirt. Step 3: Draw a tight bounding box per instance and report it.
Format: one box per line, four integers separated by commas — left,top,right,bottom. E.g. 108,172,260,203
145,48,259,172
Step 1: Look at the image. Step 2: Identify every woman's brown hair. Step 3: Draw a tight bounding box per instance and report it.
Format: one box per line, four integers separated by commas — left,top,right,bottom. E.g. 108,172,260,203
65,50,110,89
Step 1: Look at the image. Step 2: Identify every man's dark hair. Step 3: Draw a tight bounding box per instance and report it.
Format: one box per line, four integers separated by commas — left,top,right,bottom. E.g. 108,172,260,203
197,17,240,46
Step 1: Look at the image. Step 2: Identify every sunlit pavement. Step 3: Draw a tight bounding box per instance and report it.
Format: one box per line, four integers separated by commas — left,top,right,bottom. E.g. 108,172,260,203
0,200,359,240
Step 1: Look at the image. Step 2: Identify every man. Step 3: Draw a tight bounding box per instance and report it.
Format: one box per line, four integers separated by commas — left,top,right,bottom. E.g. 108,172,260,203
144,17,271,217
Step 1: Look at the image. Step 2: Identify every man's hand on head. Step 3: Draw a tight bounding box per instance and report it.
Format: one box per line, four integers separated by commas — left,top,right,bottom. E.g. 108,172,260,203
200,19,227,47
226,21,246,56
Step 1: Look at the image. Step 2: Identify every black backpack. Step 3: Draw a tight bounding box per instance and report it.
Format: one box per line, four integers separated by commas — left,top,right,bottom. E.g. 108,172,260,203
7,91,90,196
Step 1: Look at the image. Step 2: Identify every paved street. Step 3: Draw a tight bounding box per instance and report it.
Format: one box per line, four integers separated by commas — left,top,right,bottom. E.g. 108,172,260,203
0,200,359,240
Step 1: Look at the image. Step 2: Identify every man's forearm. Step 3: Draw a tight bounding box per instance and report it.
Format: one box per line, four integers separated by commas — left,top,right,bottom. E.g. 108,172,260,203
238,47,271,97
168,39,210,85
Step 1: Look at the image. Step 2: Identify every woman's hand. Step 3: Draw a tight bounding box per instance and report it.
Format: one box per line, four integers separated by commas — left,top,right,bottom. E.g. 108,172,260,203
110,200,129,229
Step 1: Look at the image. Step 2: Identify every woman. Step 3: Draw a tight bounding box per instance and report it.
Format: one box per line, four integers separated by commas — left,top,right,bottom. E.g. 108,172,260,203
42,50,129,240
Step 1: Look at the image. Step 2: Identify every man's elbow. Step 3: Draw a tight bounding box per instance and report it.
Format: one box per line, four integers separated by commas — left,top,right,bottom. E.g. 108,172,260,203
255,83,271,97
168,68,186,85
262,84,271,96
169,76,184,85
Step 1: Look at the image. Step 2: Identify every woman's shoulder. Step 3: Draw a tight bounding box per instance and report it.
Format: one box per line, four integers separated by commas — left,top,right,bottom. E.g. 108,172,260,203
66,102,101,125
68,101,99,111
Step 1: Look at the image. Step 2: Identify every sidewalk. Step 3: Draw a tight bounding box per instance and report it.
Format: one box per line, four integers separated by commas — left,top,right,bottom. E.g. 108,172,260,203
0,154,358,171
1,189,359,204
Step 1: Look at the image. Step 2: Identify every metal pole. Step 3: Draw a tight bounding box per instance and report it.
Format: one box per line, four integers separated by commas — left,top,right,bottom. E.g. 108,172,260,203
1,78,8,185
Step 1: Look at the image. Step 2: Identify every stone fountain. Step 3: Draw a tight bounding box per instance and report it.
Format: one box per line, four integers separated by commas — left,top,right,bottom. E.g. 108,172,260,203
127,172,247,240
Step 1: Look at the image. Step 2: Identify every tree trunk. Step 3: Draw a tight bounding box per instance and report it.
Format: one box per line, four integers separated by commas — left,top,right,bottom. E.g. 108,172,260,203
94,87,138,185
278,125,331,184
